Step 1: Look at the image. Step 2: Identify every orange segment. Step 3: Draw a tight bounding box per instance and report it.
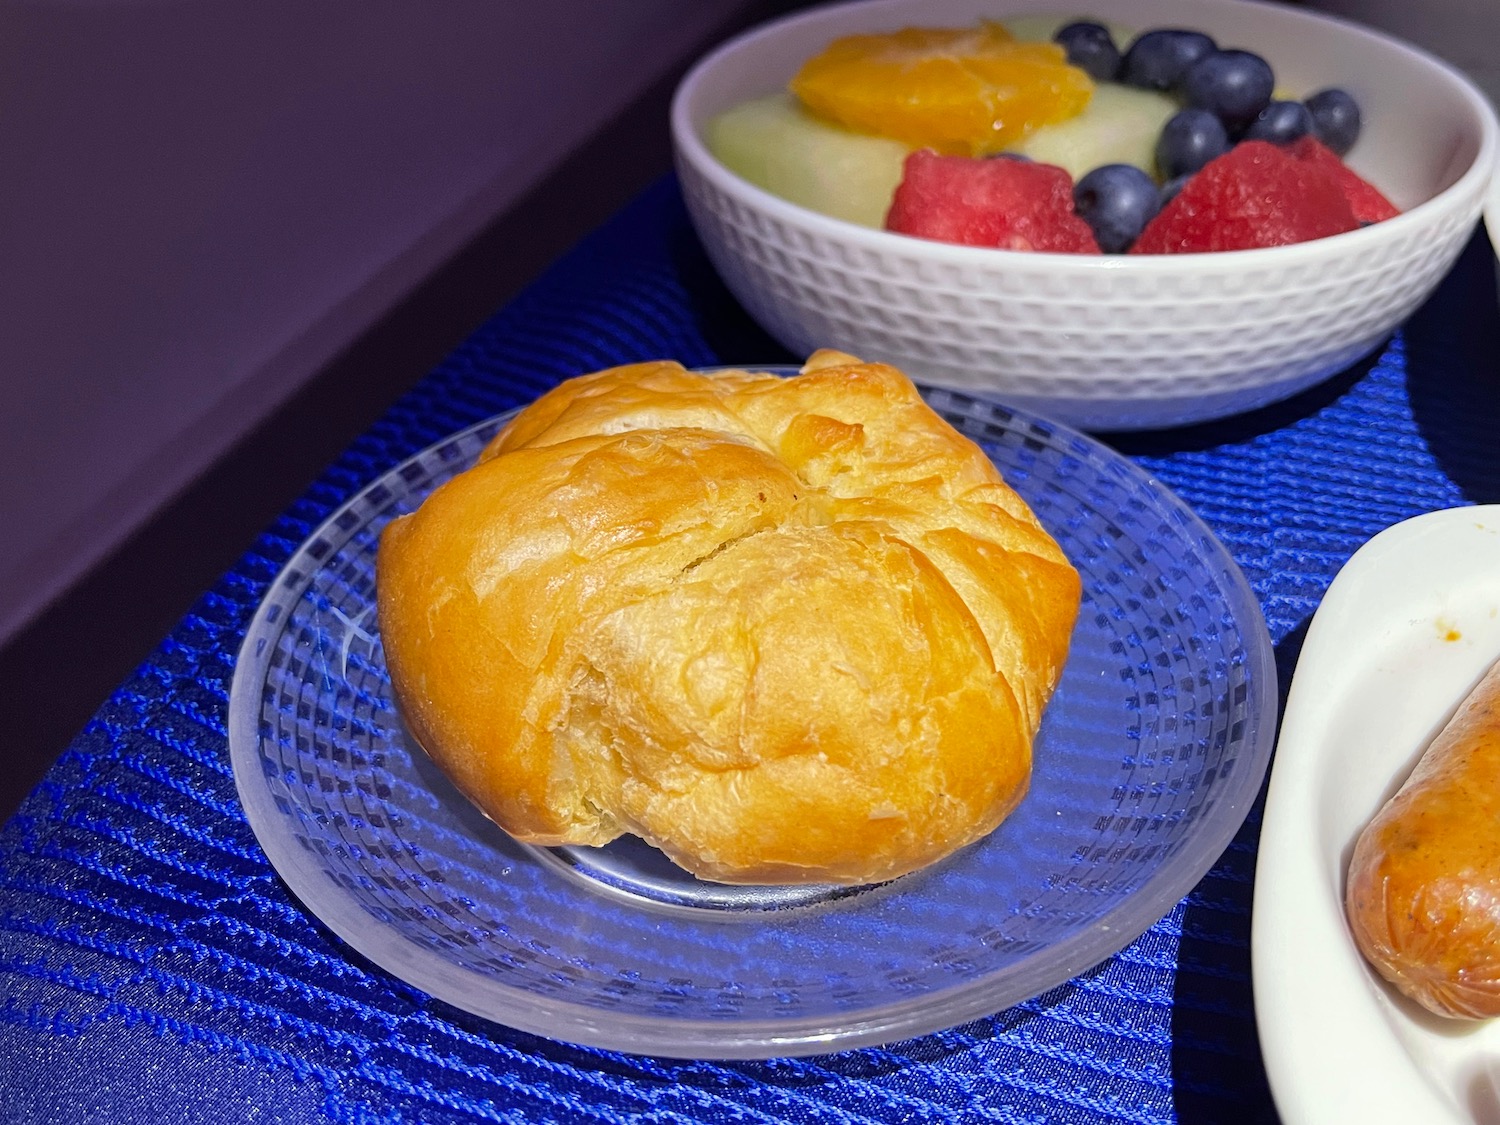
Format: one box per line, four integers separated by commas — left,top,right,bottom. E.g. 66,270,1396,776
789,22,1093,157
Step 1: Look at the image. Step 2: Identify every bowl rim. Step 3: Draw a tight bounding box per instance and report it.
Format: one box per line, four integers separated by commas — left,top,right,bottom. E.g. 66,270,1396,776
671,0,1500,268
1486,131,1500,259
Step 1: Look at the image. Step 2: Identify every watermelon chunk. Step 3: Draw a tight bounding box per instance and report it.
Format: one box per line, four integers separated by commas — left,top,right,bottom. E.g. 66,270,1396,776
885,150,1100,253
1130,140,1358,254
1288,136,1401,224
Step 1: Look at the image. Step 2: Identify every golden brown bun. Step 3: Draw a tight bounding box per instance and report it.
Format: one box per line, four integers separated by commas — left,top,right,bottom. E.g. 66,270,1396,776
1346,656,1500,1018
376,350,1080,885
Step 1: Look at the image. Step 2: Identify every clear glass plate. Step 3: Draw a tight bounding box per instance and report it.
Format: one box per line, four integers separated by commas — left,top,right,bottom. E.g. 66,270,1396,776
228,373,1277,1059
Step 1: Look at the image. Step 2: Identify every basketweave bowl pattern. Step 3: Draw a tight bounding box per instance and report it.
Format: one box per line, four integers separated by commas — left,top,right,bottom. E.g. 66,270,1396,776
229,377,1278,1059
671,0,1500,430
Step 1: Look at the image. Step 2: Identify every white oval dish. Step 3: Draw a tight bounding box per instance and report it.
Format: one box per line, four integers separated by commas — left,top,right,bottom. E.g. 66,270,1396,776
1253,505,1500,1125
1485,155,1500,294
672,0,1499,430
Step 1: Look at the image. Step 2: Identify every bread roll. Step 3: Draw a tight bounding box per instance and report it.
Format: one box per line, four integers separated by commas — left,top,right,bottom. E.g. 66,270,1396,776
376,350,1080,885
1346,655,1500,1017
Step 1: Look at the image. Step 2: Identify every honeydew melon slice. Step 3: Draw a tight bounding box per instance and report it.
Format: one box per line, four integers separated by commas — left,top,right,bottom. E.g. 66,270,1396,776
1004,13,1137,48
1002,17,1172,180
705,92,909,229
1010,82,1177,180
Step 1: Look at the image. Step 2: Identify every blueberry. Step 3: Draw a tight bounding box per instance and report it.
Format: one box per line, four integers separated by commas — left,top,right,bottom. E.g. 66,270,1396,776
1156,108,1230,180
1073,164,1161,253
1054,21,1120,81
1120,29,1216,91
1243,99,1313,145
1160,174,1192,206
987,151,1033,161
1182,49,1275,132
1306,87,1362,155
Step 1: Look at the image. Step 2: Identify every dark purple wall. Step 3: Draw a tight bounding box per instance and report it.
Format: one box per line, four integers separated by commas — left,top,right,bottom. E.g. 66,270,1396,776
0,0,761,645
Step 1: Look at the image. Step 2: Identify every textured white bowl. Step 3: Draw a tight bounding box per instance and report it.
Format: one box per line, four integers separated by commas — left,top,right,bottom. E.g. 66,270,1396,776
672,0,1499,430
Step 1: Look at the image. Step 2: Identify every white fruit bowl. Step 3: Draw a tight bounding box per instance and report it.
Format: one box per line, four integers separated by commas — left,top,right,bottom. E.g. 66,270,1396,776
671,0,1499,430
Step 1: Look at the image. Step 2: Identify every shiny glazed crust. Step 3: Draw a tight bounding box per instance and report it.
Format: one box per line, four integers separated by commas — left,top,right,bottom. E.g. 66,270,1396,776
1346,657,1500,1017
376,350,1080,885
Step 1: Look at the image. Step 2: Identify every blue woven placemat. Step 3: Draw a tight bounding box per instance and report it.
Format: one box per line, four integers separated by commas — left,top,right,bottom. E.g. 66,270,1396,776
3,176,1497,1124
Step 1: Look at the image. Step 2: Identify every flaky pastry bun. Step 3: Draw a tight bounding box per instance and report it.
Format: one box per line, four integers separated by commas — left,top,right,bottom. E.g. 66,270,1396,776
376,350,1080,885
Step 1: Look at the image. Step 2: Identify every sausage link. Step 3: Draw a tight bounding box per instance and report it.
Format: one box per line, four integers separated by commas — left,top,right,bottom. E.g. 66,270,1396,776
1346,657,1500,1019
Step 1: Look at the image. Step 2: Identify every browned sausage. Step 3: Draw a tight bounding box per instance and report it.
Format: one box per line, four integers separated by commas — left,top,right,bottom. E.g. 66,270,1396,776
1346,656,1500,1018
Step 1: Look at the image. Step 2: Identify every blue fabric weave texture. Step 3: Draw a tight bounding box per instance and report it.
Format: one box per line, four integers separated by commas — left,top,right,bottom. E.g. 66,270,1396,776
3,176,1498,1124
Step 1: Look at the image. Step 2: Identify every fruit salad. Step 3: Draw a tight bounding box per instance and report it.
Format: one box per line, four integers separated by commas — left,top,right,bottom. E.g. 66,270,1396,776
705,15,1399,254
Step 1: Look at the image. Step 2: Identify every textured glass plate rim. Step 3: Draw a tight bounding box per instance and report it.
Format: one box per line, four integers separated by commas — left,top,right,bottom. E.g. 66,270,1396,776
1253,505,1500,1125
228,369,1278,1059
